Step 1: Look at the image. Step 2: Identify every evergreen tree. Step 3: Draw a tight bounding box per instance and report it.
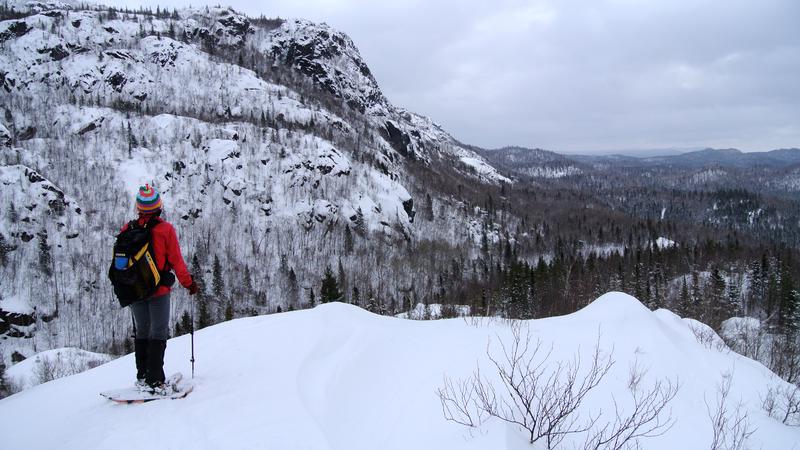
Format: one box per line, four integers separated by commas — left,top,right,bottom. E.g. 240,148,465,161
0,233,15,267
37,229,52,277
197,297,212,329
423,193,434,221
126,121,136,157
337,258,347,301
678,276,691,316
709,267,727,325
785,289,800,336
727,275,743,317
352,286,360,306
780,257,797,331
354,208,366,236
212,254,225,299
242,264,253,298
503,261,531,319
321,266,343,303
224,300,234,321
308,287,316,307
190,255,204,293
178,310,192,337
344,225,353,254
0,359,8,398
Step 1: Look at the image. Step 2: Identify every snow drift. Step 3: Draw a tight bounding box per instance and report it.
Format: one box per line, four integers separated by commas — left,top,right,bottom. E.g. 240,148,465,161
0,292,797,449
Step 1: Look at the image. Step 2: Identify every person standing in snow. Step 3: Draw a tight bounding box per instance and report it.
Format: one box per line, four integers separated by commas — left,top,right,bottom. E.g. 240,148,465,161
122,184,199,393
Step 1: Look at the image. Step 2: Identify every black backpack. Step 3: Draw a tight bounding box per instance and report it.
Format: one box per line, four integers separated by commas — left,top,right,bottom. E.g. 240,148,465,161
108,217,172,307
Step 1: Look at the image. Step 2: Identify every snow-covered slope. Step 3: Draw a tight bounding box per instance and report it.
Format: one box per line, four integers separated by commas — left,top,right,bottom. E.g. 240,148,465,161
5,347,112,391
0,293,796,449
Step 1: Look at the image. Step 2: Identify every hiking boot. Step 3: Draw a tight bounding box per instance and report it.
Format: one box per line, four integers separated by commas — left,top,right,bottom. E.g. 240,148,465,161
147,381,176,396
148,373,182,396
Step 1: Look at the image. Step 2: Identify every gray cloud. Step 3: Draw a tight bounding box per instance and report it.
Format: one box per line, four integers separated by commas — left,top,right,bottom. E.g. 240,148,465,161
104,0,800,153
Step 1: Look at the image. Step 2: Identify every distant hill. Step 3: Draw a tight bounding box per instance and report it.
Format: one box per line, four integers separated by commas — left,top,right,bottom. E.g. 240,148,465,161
573,148,800,169
472,146,586,179
642,148,800,168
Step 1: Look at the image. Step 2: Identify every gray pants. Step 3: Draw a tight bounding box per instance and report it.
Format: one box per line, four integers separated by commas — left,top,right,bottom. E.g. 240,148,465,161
131,293,171,340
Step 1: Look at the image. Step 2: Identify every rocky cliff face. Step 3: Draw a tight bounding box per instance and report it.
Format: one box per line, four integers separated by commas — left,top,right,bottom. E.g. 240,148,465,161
0,1,517,362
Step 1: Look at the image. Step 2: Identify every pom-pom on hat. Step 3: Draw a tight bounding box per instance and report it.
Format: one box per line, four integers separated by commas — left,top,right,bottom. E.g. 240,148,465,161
136,184,163,213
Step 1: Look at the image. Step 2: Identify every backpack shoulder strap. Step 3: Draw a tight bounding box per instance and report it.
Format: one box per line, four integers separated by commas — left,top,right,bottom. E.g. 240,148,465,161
144,216,164,230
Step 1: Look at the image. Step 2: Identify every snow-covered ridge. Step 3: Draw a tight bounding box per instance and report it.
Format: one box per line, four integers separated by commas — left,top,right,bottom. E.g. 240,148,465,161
0,293,796,449
520,164,582,178
264,18,385,115
261,19,508,183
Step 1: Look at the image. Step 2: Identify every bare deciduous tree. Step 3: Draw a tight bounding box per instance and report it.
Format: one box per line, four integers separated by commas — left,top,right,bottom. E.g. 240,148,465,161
438,323,678,449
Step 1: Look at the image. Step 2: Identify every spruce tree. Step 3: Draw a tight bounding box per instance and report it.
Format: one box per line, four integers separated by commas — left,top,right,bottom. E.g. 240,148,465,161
0,359,8,398
190,255,204,293
679,276,691,316
354,208,366,236
727,276,743,316
786,290,800,336
344,225,353,254
709,267,727,325
37,229,52,277
212,254,224,299
337,258,347,300
780,257,797,331
0,233,15,267
243,264,253,298
224,300,234,321
175,310,192,337
321,266,343,303
197,295,212,329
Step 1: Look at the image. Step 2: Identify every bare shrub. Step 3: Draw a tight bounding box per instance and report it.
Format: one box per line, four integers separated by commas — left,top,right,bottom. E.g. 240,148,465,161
720,319,765,362
768,335,800,385
706,372,756,450
438,374,487,428
761,383,800,426
689,322,730,353
583,361,679,450
33,351,104,385
440,303,460,319
4,376,23,397
438,323,678,449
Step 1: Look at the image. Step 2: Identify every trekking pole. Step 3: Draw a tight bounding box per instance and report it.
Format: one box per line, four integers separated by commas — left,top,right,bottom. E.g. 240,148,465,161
190,293,196,378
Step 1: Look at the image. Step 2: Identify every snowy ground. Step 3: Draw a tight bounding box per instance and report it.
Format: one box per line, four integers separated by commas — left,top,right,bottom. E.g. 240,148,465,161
0,293,797,449
5,347,113,391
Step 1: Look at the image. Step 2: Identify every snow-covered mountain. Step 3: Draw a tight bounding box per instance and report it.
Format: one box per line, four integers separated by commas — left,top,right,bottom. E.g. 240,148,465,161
1,293,797,449
0,1,518,363
474,146,585,180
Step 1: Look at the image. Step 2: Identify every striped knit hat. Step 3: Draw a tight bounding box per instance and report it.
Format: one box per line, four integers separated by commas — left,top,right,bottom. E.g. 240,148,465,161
136,184,163,213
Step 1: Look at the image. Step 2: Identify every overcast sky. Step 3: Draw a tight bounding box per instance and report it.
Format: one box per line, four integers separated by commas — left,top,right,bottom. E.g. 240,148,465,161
104,0,799,154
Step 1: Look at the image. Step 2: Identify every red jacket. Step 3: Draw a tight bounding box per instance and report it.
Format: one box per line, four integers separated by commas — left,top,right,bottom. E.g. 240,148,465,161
121,216,192,297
